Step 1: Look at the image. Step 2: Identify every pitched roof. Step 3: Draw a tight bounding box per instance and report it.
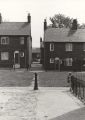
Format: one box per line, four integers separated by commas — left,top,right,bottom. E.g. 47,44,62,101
44,28,85,42
0,22,31,35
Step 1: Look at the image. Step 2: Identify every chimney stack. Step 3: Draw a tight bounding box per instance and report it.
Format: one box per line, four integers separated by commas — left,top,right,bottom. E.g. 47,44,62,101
71,19,77,30
0,13,2,24
40,37,42,48
44,19,47,31
27,13,31,23
40,37,42,42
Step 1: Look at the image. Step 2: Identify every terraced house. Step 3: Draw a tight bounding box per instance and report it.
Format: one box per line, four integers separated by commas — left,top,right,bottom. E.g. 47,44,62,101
0,13,32,69
41,19,85,71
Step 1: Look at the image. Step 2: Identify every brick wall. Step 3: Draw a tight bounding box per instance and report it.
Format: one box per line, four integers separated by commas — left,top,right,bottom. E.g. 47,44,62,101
44,42,85,71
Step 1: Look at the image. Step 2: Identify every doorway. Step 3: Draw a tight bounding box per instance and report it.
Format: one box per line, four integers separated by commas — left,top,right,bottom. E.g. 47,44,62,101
55,57,60,71
14,51,20,68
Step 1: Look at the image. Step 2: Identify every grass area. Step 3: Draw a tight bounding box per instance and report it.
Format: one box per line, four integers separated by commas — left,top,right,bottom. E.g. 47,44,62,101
38,71,69,87
0,70,33,87
0,70,70,87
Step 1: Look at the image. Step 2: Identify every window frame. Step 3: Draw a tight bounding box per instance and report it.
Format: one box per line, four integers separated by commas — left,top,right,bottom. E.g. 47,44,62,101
20,52,24,57
1,37,9,45
65,43,73,51
50,43,54,51
20,37,24,45
65,58,73,66
1,52,9,61
50,58,54,63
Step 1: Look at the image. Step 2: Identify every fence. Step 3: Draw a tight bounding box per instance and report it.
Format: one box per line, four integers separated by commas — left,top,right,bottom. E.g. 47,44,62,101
70,75,85,102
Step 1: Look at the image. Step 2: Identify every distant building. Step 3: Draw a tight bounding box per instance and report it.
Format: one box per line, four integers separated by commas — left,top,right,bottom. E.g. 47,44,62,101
0,13,32,69
40,37,44,64
32,48,40,62
41,19,85,71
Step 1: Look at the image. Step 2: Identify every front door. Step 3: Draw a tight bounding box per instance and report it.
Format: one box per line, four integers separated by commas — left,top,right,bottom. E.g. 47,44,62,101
55,57,60,71
14,51,20,68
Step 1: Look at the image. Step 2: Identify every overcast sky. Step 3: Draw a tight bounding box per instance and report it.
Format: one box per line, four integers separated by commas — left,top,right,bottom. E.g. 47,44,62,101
0,0,85,47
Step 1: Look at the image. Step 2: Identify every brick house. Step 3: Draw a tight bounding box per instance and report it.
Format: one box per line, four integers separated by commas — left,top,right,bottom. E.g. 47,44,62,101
0,13,32,69
41,19,85,71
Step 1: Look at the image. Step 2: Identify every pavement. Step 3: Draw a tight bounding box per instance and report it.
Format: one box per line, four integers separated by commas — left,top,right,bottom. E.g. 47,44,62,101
0,87,84,120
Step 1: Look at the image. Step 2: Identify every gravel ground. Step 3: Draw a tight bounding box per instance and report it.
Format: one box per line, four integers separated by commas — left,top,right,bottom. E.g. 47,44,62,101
0,87,38,120
0,87,84,120
38,72,69,87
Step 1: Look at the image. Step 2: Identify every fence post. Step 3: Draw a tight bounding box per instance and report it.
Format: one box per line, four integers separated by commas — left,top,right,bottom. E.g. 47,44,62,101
82,85,84,99
75,78,77,96
71,75,85,102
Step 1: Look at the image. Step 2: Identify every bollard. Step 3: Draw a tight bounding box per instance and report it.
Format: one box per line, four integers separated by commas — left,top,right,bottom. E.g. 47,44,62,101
67,72,72,91
34,72,38,90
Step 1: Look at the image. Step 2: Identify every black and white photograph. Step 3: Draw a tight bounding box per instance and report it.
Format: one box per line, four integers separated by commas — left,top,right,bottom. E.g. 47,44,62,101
0,0,85,119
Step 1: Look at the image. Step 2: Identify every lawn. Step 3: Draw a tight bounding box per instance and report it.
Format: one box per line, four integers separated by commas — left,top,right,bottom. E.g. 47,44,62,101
38,71,69,87
0,70,33,87
0,70,70,87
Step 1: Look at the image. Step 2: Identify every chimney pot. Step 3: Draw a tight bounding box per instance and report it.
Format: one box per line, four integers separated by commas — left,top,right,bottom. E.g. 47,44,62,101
71,19,77,30
27,13,31,23
44,19,47,31
40,37,42,42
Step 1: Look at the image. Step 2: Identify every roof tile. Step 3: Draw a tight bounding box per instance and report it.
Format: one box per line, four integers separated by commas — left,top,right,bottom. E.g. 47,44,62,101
44,28,85,42
0,22,31,35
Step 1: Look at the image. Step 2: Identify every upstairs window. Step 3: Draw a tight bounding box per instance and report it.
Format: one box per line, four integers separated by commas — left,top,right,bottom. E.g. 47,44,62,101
65,43,72,51
50,43,54,51
20,37,24,45
65,58,73,66
1,37,9,45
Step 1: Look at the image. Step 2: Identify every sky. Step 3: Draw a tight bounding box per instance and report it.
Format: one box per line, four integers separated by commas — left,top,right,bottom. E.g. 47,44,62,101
0,0,85,47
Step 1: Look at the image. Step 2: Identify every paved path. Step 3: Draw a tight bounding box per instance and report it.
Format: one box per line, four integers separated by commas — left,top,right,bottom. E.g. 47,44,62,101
0,87,84,120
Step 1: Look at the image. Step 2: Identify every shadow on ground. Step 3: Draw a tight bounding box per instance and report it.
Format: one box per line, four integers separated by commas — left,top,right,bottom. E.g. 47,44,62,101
51,107,85,120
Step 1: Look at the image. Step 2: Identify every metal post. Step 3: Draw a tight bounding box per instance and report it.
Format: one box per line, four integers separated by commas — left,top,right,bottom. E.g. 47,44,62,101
34,73,38,90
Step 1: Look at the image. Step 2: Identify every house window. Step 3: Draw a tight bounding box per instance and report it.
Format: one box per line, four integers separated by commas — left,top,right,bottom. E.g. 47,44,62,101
65,58,73,66
50,58,54,63
65,43,72,51
1,52,9,60
20,52,24,57
1,37,9,44
20,37,24,45
83,43,85,51
50,43,54,51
